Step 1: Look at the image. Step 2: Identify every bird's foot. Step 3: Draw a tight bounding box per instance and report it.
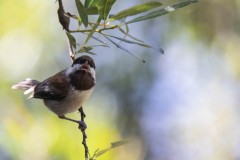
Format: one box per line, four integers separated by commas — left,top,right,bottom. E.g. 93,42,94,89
58,115,87,131
78,120,87,131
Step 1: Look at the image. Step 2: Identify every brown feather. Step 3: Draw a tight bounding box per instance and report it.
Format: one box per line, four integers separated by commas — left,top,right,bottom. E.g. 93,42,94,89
33,70,70,100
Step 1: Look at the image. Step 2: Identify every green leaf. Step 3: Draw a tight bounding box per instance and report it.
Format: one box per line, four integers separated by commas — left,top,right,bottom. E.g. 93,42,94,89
105,34,164,54
95,148,112,158
118,27,144,43
77,46,93,53
86,7,99,15
104,35,146,63
98,0,117,20
90,141,128,159
66,32,77,49
85,16,101,44
109,1,162,22
75,0,88,27
83,33,109,46
84,0,94,8
86,51,97,55
77,16,82,27
85,0,99,8
111,141,129,148
127,0,198,24
77,44,108,53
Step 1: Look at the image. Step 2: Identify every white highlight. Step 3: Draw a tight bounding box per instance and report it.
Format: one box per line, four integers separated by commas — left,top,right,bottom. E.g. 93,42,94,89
66,64,81,76
89,67,96,80
165,6,175,12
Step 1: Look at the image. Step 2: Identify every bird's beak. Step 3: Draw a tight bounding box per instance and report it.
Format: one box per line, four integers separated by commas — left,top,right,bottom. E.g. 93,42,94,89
80,62,90,72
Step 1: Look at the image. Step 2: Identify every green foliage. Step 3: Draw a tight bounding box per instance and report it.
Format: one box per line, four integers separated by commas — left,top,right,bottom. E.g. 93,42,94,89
84,0,96,8
75,0,88,27
85,16,101,44
98,0,117,20
61,0,198,62
127,0,198,24
109,1,162,22
66,32,77,49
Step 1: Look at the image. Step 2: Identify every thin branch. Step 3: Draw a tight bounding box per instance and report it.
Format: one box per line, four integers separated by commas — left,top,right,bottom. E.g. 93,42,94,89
79,107,89,160
69,24,123,33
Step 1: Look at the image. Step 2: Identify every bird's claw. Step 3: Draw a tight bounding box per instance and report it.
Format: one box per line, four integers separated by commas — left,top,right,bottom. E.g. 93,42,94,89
78,120,87,131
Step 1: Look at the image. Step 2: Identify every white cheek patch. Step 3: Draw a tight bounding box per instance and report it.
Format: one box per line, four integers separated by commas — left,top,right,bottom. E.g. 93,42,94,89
66,64,81,76
90,67,96,79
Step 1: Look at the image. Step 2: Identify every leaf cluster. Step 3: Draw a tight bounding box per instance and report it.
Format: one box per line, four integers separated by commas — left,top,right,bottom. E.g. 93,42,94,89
58,0,198,62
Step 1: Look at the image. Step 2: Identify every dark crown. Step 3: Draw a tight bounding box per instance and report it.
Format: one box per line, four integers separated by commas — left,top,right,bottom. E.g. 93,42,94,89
72,55,96,69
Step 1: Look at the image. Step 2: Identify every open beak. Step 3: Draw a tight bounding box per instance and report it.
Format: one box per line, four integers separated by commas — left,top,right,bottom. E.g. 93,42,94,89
80,62,90,73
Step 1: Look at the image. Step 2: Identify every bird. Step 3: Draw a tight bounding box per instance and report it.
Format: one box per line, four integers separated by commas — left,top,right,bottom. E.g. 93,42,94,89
11,55,96,129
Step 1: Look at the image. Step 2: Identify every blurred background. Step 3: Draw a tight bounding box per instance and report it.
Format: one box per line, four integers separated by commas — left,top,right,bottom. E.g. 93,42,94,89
1,0,240,160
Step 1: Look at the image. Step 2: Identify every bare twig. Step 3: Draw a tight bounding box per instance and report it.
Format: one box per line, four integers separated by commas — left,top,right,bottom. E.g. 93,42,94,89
79,107,89,160
69,24,123,33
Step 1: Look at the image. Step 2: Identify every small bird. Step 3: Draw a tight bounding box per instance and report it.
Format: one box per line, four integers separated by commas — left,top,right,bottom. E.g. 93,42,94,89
12,55,96,129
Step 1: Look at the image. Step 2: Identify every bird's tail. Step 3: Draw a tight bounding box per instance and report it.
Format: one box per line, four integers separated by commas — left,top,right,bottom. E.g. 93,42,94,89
12,78,40,98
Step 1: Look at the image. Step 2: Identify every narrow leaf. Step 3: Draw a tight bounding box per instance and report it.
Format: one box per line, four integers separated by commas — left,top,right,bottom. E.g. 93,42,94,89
118,23,129,44
95,148,112,157
86,7,99,15
90,141,128,159
86,51,96,55
111,141,129,148
84,0,94,8
77,44,108,53
66,32,77,49
66,35,75,62
83,33,109,46
127,0,198,24
118,27,144,43
104,35,146,63
98,0,117,20
105,34,164,54
77,46,93,53
77,16,82,27
90,35,109,46
85,16,101,44
109,1,162,22
75,0,88,27
85,0,99,8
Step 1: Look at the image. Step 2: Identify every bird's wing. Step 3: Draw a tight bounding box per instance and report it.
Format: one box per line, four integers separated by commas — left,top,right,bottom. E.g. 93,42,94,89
33,70,70,100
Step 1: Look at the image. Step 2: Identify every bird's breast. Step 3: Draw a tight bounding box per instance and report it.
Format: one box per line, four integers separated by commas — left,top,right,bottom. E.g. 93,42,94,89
44,87,94,116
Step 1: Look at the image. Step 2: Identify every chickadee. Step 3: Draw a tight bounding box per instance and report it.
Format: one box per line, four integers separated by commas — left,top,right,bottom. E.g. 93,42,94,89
12,55,96,128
